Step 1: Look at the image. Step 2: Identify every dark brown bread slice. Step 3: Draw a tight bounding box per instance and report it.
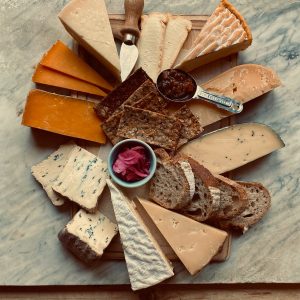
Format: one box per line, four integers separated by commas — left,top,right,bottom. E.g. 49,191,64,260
210,175,248,220
58,228,101,265
149,155,191,210
180,157,221,222
134,91,168,112
95,68,151,120
173,105,203,148
117,106,182,151
217,181,271,233
102,112,123,145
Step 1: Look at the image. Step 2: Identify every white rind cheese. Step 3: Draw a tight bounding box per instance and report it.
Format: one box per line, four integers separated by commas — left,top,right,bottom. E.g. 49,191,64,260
106,179,174,291
31,142,76,206
66,209,118,255
139,199,228,275
179,123,285,174
59,0,120,80
52,147,107,212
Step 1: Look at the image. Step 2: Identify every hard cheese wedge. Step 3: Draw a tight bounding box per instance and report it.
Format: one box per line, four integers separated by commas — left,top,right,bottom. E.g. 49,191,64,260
59,0,121,80
58,209,118,264
139,199,228,275
179,123,285,174
32,64,107,97
31,142,76,206
22,89,106,144
176,0,252,72
188,64,281,127
40,40,113,91
106,180,174,291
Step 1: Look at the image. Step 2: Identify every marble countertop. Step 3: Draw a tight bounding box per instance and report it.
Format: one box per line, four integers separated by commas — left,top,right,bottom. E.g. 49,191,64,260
0,0,299,285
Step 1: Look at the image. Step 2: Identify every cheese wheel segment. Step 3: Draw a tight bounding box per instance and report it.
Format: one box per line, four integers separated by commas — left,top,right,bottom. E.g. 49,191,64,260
179,123,284,174
22,90,106,144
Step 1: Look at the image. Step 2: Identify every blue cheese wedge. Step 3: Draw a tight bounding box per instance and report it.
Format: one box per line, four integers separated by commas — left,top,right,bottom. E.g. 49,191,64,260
106,179,174,291
31,142,76,206
52,147,107,212
58,209,118,264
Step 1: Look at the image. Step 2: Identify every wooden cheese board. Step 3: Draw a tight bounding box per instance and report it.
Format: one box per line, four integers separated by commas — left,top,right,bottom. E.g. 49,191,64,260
70,14,237,262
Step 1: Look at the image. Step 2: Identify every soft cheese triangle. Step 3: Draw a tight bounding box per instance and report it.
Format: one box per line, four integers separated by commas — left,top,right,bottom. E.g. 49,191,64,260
179,123,285,174
106,179,174,291
59,0,121,80
138,199,227,275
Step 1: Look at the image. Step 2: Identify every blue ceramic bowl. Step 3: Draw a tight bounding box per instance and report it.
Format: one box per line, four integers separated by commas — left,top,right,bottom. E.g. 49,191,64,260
107,139,157,188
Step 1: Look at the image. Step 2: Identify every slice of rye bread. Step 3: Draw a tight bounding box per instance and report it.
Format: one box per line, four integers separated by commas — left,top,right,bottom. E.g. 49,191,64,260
117,106,182,151
217,181,271,233
95,68,151,120
173,105,203,148
150,149,191,209
180,157,221,222
210,174,248,220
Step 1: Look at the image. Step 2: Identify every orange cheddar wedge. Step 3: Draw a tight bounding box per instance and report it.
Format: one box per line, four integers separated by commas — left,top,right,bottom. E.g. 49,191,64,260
40,40,113,92
32,64,107,97
22,89,106,144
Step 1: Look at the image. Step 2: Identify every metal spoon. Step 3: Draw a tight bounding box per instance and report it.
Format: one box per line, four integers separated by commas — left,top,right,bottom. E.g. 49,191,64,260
156,69,243,114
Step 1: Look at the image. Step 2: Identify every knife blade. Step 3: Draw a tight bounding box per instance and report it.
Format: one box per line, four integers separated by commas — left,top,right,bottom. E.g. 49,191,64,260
120,0,144,82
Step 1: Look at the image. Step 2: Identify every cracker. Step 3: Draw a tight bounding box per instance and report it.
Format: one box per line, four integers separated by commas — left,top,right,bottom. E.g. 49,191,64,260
102,112,123,145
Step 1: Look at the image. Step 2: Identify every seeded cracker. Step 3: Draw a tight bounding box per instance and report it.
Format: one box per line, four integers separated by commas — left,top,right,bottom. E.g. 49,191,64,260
102,112,123,145
118,106,182,151
134,91,168,112
52,146,107,212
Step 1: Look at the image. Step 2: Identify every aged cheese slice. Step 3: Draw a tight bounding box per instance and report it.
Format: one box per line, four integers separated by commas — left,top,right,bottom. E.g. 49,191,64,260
40,40,113,91
179,123,285,174
188,64,281,127
106,180,174,291
59,0,121,80
59,209,118,264
135,13,168,81
31,142,76,206
22,89,106,144
138,199,227,275
52,147,107,213
32,64,107,97
176,0,252,72
161,16,192,70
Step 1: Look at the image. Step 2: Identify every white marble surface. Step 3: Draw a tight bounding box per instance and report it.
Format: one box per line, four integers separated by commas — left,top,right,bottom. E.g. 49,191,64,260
0,0,299,285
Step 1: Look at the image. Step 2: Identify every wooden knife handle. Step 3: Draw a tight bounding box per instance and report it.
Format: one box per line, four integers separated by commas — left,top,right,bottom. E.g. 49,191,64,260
120,0,144,39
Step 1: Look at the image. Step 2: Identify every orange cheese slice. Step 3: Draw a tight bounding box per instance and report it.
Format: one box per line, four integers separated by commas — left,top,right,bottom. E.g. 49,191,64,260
40,40,113,92
22,89,106,144
32,64,107,97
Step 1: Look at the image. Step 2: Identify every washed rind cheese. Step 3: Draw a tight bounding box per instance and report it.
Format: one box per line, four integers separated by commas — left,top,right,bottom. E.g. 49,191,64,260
32,64,107,97
58,209,118,264
22,90,106,144
59,0,121,80
188,64,281,127
31,142,76,206
40,40,113,91
138,199,228,275
52,147,107,213
106,180,174,291
179,123,285,174
95,68,151,120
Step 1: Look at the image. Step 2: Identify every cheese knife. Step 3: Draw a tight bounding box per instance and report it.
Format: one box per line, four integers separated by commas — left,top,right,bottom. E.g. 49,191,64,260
120,0,144,82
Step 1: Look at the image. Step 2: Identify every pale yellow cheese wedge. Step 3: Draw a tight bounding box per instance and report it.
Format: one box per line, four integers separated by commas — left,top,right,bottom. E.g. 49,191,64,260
179,123,285,174
138,199,227,275
188,64,281,127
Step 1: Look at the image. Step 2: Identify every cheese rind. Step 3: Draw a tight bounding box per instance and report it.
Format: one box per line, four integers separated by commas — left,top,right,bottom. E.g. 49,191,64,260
59,209,118,264
138,199,228,275
106,180,174,291
32,64,107,97
188,64,281,127
179,123,285,174
31,142,76,206
22,89,106,144
52,147,107,212
40,40,113,91
59,0,120,80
